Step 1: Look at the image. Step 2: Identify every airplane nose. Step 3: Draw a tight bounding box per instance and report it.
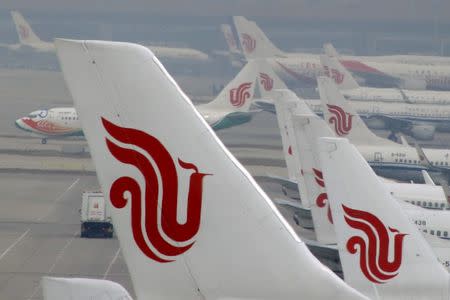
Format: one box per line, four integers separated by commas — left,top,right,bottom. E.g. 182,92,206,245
15,118,23,129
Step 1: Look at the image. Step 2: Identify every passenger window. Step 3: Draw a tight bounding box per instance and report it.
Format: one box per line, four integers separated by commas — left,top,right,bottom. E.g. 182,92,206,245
431,230,435,235
411,201,415,205
428,202,432,207
424,229,427,233
408,160,412,163
435,202,439,208
445,232,448,237
437,231,441,236
423,201,427,206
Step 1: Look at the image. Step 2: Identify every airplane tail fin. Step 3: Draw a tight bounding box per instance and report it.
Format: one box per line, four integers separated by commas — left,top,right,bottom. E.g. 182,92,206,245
256,59,288,99
11,11,42,45
42,277,132,300
318,76,396,146
271,90,309,203
271,89,337,243
233,16,285,59
318,137,450,299
203,60,257,112
221,24,241,54
289,111,337,244
320,53,360,90
56,39,366,300
323,43,340,57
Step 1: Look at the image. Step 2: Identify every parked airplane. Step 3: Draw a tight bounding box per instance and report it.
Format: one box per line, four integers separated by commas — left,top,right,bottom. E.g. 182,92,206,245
321,137,450,299
2,11,209,63
55,39,368,300
15,60,260,143
321,53,450,140
318,77,450,182
272,87,449,214
274,91,450,275
233,16,450,90
0,10,55,52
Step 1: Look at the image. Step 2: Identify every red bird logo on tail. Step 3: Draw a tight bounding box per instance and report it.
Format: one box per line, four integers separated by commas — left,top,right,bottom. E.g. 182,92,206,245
326,104,353,136
324,66,344,84
102,118,210,263
229,82,252,107
18,25,30,39
342,205,407,284
259,72,274,91
312,168,332,223
241,33,256,53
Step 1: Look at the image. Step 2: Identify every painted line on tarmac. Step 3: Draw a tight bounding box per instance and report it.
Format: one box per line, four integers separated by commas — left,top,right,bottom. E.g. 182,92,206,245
0,229,30,262
103,247,121,279
36,177,80,222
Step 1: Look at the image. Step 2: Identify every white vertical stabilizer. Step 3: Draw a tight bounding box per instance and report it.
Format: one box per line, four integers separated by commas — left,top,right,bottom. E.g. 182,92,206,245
200,60,257,112
233,16,285,59
320,53,360,90
318,76,397,146
319,137,450,299
11,10,43,45
56,39,367,300
220,24,241,54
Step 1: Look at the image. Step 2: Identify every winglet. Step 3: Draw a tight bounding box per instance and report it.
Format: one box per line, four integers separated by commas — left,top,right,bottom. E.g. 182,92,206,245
422,170,435,185
56,39,366,300
319,137,449,299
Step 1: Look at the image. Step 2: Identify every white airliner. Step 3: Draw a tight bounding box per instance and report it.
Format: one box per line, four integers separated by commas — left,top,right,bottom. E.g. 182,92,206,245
321,137,450,299
317,77,450,182
233,16,450,90
55,39,369,300
2,11,209,63
321,52,450,140
0,11,56,52
15,60,259,143
272,90,450,277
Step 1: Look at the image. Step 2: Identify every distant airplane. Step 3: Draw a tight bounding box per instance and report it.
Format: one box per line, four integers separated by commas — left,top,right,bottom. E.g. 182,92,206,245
54,39,368,300
321,51,450,140
317,76,450,182
15,60,259,143
2,10,210,63
233,16,450,90
321,137,450,299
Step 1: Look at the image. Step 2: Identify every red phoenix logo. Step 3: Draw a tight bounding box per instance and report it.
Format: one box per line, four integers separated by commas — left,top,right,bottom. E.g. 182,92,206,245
324,66,344,84
229,82,252,107
18,25,29,39
342,205,407,284
327,104,353,136
313,168,332,223
241,33,256,53
102,118,210,263
259,72,274,91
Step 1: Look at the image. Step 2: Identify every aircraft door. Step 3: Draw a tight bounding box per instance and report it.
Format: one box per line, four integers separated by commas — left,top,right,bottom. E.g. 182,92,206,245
374,152,383,162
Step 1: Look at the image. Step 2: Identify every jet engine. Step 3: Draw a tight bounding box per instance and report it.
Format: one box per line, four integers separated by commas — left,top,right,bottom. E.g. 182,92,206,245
410,124,435,140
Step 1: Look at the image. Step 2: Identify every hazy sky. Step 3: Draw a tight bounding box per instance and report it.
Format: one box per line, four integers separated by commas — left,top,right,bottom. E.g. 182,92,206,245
0,0,447,22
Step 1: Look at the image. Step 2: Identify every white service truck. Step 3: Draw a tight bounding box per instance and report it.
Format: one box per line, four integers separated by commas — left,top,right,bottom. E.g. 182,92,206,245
80,191,113,238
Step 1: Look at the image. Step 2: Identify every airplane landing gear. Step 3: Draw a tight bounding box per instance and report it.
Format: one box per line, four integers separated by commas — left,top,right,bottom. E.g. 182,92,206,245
41,138,47,144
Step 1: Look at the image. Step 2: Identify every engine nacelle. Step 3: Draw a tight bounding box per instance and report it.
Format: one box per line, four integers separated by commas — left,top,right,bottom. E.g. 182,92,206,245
410,124,435,140
364,117,386,129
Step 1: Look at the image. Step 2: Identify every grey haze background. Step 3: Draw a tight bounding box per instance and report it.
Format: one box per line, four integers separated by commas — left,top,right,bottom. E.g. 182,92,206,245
0,0,449,71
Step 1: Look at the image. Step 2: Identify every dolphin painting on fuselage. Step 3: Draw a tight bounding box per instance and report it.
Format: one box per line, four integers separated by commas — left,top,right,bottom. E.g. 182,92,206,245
15,108,83,144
